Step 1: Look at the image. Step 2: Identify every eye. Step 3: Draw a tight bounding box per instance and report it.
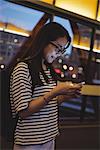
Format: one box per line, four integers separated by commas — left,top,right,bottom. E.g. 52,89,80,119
55,45,59,49
56,48,61,54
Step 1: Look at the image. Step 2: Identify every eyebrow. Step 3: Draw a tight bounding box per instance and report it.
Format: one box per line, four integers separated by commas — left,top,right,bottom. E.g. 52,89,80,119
50,41,64,48
57,43,63,48
50,41,71,54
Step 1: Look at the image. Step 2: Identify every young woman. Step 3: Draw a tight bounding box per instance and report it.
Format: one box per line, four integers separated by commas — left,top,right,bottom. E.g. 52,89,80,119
10,22,82,150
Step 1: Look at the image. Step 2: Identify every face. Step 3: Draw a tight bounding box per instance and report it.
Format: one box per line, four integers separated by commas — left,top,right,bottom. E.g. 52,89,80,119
43,36,68,64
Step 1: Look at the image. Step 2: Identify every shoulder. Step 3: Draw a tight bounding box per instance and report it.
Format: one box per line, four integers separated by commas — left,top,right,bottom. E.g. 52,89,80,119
12,62,29,76
14,62,28,71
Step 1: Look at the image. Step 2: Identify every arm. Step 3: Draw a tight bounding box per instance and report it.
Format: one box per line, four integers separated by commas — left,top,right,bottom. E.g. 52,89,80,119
19,82,82,119
19,89,57,119
12,62,57,119
56,84,82,104
12,63,82,119
57,93,79,104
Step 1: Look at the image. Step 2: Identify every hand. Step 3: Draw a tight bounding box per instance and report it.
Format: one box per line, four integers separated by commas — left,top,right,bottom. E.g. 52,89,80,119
57,88,82,104
54,82,82,96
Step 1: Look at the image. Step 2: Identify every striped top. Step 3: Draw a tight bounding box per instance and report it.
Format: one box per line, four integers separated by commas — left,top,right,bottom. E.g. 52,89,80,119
10,62,59,145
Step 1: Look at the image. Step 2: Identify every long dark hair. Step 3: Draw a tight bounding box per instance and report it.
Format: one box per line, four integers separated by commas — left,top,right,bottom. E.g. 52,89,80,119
11,22,71,87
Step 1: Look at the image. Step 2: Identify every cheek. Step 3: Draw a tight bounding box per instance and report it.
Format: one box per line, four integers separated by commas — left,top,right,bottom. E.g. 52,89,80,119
43,46,55,63
43,44,61,63
43,45,52,58
45,53,54,63
46,51,59,63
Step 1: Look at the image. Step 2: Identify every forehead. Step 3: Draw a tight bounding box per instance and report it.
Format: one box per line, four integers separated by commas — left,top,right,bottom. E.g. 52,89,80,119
55,36,68,46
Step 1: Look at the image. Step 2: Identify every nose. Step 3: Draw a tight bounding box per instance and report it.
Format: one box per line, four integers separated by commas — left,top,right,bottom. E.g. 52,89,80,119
51,53,60,60
51,55,57,60
51,53,61,61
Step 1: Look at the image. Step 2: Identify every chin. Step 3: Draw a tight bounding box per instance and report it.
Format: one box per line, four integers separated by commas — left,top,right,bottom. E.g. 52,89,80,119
46,60,53,64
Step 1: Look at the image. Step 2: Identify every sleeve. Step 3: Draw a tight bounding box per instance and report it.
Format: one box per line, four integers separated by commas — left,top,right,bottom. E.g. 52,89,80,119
11,62,32,113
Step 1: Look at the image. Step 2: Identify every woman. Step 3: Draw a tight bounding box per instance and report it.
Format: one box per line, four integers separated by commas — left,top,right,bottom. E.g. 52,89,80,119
10,22,82,150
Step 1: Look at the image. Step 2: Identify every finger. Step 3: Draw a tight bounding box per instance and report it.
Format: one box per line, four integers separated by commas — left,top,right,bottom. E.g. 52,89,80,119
69,83,82,90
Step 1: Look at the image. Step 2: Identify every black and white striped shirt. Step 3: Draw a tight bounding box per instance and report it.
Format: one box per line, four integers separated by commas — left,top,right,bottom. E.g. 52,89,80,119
10,62,59,145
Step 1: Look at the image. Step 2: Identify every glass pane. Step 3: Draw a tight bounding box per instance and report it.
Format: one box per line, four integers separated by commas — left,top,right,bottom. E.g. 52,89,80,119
52,16,98,121
0,32,26,68
73,23,92,51
52,16,93,120
0,0,44,68
55,0,98,20
53,16,91,83
93,29,100,53
0,0,44,35
91,52,100,84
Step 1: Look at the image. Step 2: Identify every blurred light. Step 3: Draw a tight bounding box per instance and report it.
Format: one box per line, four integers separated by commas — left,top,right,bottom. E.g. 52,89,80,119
4,29,29,37
93,48,100,53
8,45,12,50
0,40,3,44
58,58,63,63
0,64,5,69
73,44,100,53
69,66,74,71
54,68,61,74
96,59,100,63
73,44,90,50
72,74,77,78
14,38,18,43
61,72,64,78
0,27,4,31
0,56,3,61
63,64,68,70
78,67,83,73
